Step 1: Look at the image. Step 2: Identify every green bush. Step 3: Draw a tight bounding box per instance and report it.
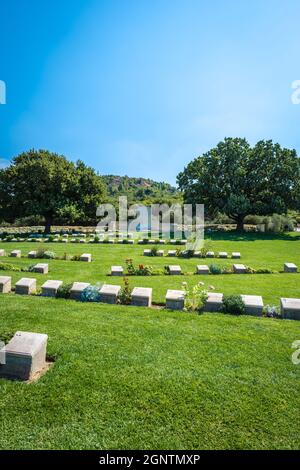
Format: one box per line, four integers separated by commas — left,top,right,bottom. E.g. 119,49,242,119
80,285,101,302
0,330,15,344
222,295,246,315
0,262,21,272
38,250,56,259
209,264,222,275
56,283,72,299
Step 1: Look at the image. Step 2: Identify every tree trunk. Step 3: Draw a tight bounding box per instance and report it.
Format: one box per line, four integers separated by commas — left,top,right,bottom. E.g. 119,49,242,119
236,216,245,232
44,215,53,234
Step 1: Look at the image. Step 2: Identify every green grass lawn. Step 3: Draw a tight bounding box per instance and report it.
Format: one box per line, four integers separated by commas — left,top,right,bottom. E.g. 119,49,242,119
0,232,300,449
0,231,299,305
0,295,300,449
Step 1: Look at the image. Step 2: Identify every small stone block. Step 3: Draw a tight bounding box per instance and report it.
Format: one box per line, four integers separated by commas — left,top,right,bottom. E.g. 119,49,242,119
233,264,247,274
284,263,297,273
111,266,124,276
99,284,121,304
0,276,11,293
0,331,48,381
41,280,63,297
169,265,182,275
131,287,152,307
193,251,201,258
144,249,152,256
33,263,49,274
70,282,90,300
0,249,5,257
148,240,155,244
206,251,215,258
159,240,165,244
11,250,21,258
219,252,228,258
157,250,164,257
280,298,300,320
15,278,37,295
196,265,209,275
166,289,185,310
204,293,223,312
241,295,263,316
28,251,37,259
168,250,177,257
127,240,134,244
232,252,241,259
80,253,92,262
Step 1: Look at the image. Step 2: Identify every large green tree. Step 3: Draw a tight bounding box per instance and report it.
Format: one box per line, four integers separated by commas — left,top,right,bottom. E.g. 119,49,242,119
177,138,300,231
0,149,106,232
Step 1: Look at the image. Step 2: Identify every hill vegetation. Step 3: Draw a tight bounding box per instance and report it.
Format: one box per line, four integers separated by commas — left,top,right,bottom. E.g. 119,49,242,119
103,175,181,205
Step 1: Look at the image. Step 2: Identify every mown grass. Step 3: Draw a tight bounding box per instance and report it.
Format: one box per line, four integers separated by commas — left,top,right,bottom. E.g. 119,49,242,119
0,231,299,305
0,232,300,449
0,295,300,450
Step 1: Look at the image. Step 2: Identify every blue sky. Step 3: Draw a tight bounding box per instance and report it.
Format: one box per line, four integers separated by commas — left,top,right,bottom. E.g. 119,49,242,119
1,0,300,184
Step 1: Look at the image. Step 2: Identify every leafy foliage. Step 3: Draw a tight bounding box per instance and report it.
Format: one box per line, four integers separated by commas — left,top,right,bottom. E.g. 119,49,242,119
182,281,212,312
80,285,102,303
177,138,300,230
56,283,73,299
222,295,246,315
119,277,132,305
0,150,106,232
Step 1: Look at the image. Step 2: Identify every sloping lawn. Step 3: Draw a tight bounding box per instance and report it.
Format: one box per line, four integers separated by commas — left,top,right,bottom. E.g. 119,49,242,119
0,295,299,450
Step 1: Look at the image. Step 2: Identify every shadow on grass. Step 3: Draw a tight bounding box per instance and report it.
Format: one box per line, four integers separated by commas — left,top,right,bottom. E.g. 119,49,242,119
205,231,300,242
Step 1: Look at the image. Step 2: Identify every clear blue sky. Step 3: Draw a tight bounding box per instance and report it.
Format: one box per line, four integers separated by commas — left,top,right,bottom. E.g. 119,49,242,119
1,0,300,184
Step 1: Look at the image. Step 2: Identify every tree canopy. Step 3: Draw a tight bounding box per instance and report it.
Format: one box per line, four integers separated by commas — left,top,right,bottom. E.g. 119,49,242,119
177,138,300,230
0,149,106,232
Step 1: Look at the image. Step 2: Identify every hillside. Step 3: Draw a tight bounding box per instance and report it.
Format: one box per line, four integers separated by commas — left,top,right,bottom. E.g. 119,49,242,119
102,175,181,204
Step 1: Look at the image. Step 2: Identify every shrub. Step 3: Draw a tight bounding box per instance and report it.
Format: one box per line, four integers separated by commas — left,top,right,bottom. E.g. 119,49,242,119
70,255,82,261
119,277,131,305
209,264,222,275
27,264,36,272
56,283,72,299
263,305,281,318
151,247,158,256
222,295,246,315
80,285,101,302
61,253,72,261
136,264,153,275
0,262,21,272
42,250,56,259
245,266,256,274
221,266,233,274
125,259,153,275
0,330,15,344
180,249,194,258
255,268,273,274
182,281,212,312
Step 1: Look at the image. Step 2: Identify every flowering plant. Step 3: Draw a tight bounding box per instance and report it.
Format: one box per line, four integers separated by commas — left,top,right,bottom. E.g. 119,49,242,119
182,281,214,312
